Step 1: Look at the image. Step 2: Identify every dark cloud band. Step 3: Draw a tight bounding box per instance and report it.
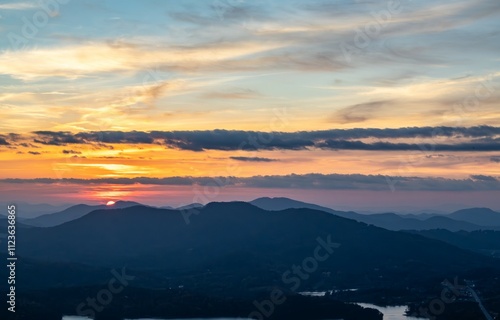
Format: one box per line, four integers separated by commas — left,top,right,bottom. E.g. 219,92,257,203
229,156,278,162
1,173,498,191
1,126,499,152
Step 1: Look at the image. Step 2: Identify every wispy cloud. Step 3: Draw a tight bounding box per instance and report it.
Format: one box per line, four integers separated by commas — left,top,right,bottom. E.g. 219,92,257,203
0,41,284,80
201,88,262,99
0,2,37,10
330,100,393,124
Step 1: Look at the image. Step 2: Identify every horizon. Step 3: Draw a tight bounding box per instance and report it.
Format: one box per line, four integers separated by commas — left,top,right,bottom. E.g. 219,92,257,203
3,196,500,219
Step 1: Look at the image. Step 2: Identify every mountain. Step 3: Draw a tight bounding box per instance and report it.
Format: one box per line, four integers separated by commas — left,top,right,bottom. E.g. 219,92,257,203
448,208,500,227
18,202,497,291
0,202,71,219
250,197,494,231
352,213,490,231
160,203,203,210
250,197,372,221
22,200,142,227
177,202,204,210
250,197,339,213
0,218,33,244
406,229,500,258
400,213,440,220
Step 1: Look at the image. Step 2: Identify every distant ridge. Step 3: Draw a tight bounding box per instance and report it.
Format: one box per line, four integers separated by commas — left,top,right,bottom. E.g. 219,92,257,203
177,203,204,211
250,197,500,231
448,208,500,227
23,200,142,227
21,197,500,231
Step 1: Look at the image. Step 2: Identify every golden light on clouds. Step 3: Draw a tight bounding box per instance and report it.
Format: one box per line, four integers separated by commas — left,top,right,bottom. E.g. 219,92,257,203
0,0,499,210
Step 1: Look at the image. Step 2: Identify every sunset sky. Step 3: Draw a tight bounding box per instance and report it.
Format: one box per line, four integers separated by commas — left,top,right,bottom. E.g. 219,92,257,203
0,0,499,211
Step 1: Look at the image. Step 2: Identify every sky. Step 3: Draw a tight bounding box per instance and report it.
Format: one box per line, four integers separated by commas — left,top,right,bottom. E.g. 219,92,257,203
0,0,499,211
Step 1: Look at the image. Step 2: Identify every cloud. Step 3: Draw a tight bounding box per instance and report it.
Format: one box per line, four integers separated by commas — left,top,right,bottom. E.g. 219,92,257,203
152,130,314,151
318,139,500,151
0,41,284,80
11,126,499,152
470,175,498,182
201,88,262,99
331,100,392,124
74,131,154,144
1,173,499,191
33,131,84,145
28,151,41,155
491,156,500,163
230,156,277,162
0,137,10,145
0,2,38,10
62,150,82,154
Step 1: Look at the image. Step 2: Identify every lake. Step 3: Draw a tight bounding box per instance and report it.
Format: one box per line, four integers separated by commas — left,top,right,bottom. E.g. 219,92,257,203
356,303,421,320
298,291,418,320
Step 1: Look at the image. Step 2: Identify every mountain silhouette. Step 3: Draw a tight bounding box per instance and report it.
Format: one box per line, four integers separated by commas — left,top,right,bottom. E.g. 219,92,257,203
448,208,500,227
250,197,497,231
23,200,142,227
18,202,497,290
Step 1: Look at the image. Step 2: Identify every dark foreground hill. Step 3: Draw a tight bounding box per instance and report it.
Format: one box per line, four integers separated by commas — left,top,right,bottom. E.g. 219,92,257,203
18,202,497,291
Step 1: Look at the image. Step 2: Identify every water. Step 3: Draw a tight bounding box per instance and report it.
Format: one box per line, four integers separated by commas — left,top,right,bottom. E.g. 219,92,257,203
356,303,420,320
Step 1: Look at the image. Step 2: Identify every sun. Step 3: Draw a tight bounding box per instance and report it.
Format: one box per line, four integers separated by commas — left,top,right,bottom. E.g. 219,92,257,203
106,200,116,206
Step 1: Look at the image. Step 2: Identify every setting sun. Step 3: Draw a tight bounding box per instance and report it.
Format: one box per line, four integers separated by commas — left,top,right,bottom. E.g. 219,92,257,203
106,201,116,206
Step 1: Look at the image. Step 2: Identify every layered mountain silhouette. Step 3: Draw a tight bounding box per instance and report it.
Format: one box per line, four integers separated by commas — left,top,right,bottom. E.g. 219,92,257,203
0,202,70,219
448,208,500,227
20,197,500,231
251,197,500,231
18,202,497,290
22,200,142,227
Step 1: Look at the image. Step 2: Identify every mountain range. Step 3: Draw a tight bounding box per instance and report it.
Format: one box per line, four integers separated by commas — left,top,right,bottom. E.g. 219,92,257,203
3,199,500,320
16,202,497,291
251,197,500,231
20,197,500,232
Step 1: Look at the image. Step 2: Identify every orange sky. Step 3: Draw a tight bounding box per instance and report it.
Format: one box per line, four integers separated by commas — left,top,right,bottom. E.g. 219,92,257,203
0,0,499,209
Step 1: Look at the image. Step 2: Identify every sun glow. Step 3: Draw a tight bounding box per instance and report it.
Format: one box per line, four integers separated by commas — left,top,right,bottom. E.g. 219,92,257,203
106,200,116,206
